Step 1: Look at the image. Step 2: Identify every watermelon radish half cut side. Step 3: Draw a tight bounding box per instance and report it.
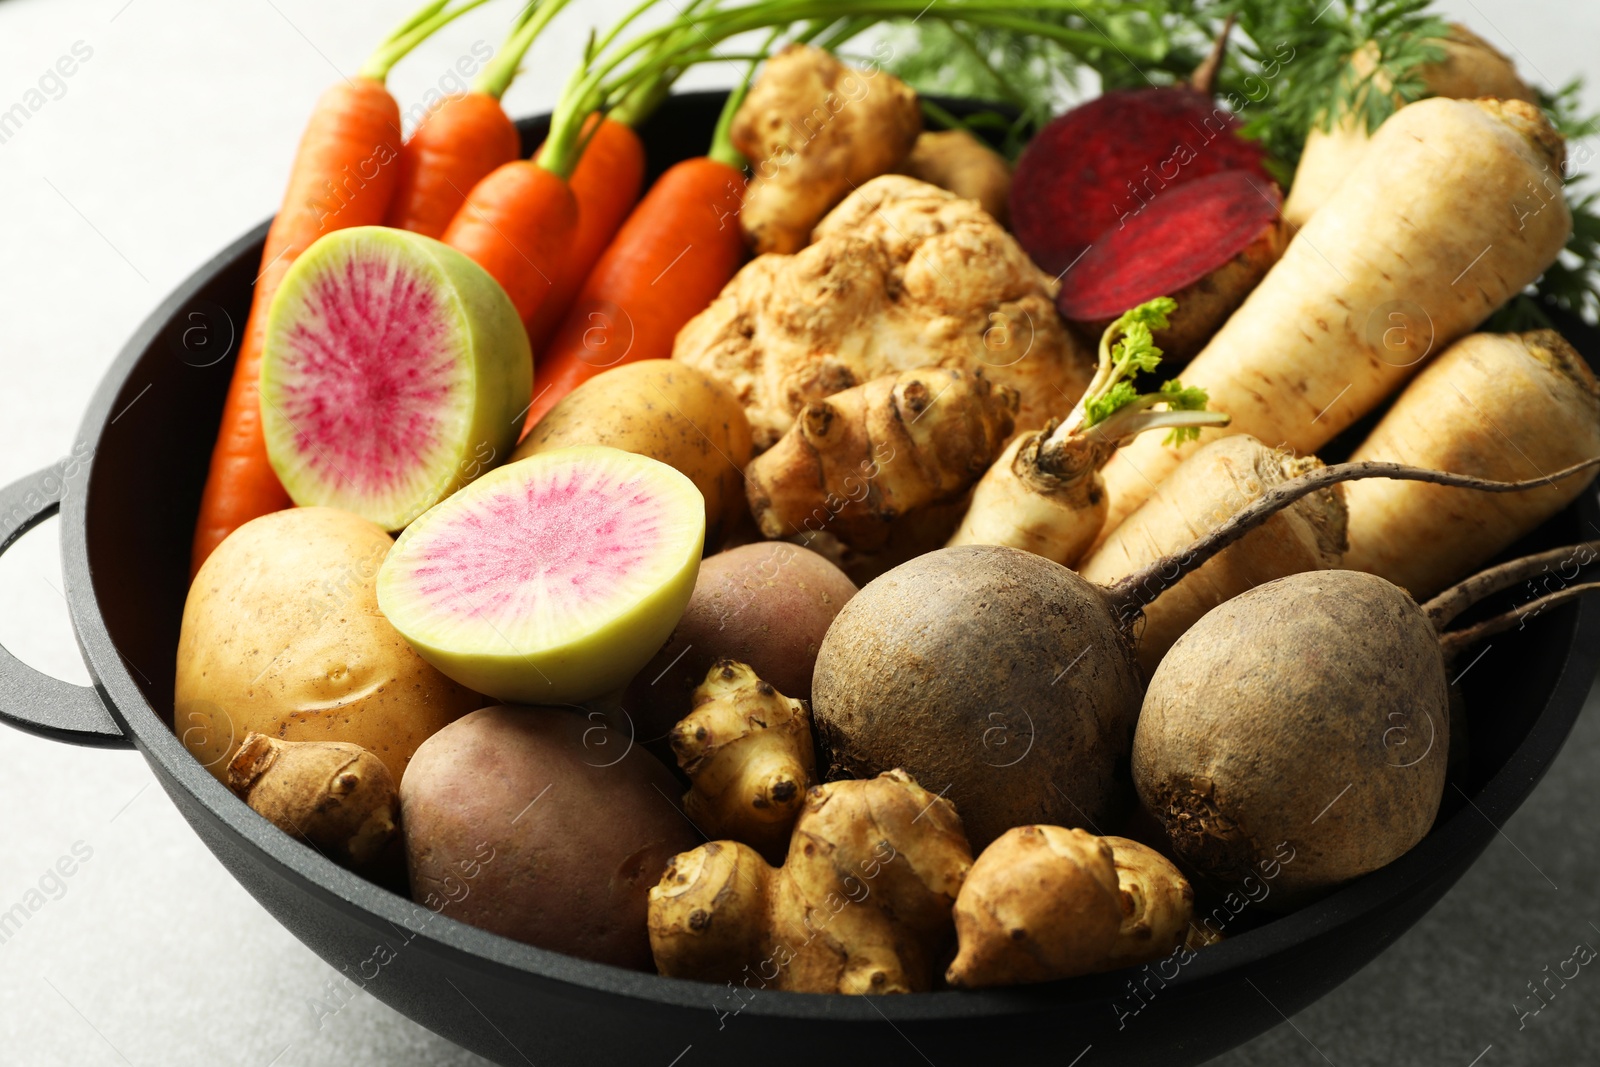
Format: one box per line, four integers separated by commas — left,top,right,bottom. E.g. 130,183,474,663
376,446,706,705
260,226,532,531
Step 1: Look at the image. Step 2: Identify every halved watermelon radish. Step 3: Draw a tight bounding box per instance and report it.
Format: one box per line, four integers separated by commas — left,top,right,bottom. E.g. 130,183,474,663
376,446,706,705
260,226,531,531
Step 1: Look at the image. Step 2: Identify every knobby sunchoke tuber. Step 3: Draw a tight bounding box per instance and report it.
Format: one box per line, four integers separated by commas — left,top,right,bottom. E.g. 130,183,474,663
672,661,816,861
648,769,972,994
731,44,922,255
945,826,1195,988
227,732,399,869
674,175,1094,451
745,366,1017,551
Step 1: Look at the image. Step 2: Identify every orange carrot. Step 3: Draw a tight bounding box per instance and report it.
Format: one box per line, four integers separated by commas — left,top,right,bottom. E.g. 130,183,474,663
384,5,554,239
441,162,581,331
385,92,520,238
190,1,488,576
524,116,647,352
522,156,747,435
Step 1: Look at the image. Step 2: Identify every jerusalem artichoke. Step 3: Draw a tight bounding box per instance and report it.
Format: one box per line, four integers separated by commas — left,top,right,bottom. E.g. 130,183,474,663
745,366,1017,552
648,770,972,994
672,661,816,862
226,732,399,869
731,44,922,255
674,175,1094,450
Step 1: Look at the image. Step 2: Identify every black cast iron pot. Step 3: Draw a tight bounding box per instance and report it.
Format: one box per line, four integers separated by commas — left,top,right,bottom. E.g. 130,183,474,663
3,91,1598,1067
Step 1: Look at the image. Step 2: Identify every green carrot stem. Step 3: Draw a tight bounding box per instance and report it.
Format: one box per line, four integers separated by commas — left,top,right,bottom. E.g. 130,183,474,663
475,0,573,99
545,0,1145,179
361,0,495,81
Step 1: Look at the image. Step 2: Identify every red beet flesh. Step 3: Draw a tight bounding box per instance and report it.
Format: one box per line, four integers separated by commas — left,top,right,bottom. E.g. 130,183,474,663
1058,170,1283,322
1011,87,1271,277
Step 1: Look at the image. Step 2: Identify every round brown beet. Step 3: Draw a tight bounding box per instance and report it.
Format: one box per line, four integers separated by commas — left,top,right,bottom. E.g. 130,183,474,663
1133,571,1449,908
811,545,1145,850
623,542,858,744
400,706,695,969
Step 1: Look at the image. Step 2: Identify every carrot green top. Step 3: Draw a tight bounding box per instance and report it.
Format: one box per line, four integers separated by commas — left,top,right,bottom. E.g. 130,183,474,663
359,0,494,82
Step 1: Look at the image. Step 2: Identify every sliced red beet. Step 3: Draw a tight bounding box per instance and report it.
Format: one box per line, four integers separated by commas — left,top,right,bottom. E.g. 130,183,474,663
1011,87,1272,278
1060,170,1281,319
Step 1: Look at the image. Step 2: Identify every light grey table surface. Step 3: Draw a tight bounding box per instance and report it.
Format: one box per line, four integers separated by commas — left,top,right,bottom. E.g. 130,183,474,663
0,2,1595,1064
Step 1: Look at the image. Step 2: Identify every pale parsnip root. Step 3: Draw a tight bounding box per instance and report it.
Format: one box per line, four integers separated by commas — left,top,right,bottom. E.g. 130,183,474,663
1091,97,1570,554
1079,435,1347,677
1283,24,1537,228
1344,330,1600,598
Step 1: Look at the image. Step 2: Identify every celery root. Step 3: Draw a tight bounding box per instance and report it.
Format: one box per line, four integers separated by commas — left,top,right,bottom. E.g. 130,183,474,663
1091,97,1571,553
1344,330,1600,598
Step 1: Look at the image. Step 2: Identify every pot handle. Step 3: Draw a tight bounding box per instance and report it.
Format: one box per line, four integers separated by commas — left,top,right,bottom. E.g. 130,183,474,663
0,467,130,748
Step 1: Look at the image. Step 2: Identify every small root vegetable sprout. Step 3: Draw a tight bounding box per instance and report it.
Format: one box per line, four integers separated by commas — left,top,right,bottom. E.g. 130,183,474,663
949,297,1229,566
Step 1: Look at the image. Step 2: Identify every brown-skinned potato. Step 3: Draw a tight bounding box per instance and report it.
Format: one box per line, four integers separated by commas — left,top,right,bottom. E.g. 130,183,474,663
400,705,697,969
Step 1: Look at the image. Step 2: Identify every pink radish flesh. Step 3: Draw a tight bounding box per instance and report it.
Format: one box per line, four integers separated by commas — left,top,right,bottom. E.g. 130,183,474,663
1058,170,1284,322
1010,88,1272,277
404,464,670,624
271,255,458,496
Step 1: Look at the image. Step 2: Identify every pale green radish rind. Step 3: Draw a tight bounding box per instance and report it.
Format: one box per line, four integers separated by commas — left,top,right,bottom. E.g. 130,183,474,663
376,446,706,704
260,225,531,530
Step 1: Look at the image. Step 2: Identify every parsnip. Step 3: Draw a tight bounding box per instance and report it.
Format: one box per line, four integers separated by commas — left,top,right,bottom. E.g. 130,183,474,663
1344,330,1600,598
1283,24,1537,228
949,298,1228,566
1090,97,1570,554
1078,435,1347,677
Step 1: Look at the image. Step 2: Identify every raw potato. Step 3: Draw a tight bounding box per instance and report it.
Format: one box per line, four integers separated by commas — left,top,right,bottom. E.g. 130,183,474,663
1284,25,1537,228
812,545,1145,849
675,175,1094,450
672,661,815,861
746,367,1017,551
1134,570,1450,906
1091,97,1571,549
176,507,480,783
227,732,399,869
401,705,696,969
648,770,972,993
731,44,922,255
1344,331,1600,598
512,360,752,548
1079,435,1348,677
622,542,857,747
896,129,1013,226
945,826,1122,988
